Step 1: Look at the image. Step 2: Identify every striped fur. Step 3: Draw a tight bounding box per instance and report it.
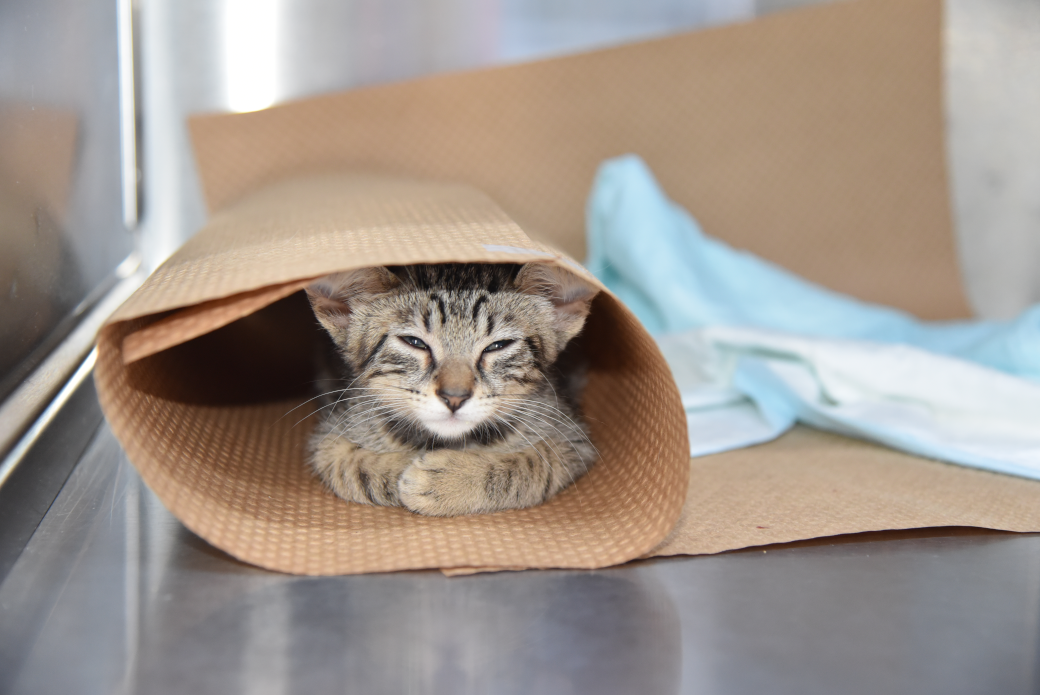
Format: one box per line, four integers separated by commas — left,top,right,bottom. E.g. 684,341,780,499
305,263,599,516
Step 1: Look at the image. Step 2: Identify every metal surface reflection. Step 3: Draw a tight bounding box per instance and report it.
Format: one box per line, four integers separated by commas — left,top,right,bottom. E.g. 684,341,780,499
660,537,1040,694
3,424,1040,694
0,427,683,695
138,566,681,693
0,0,136,404
0,105,83,391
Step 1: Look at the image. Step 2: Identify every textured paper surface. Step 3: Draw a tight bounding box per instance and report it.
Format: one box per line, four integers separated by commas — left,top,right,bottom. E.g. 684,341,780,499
121,279,317,364
652,428,1040,558
95,0,1040,576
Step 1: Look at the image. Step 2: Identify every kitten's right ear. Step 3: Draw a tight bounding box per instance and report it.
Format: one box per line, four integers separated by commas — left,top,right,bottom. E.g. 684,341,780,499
306,266,399,339
515,262,599,351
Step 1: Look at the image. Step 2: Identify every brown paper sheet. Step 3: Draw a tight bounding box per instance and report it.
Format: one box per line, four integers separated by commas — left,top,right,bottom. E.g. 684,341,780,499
121,278,317,364
95,0,1040,576
189,0,969,321
652,428,1040,558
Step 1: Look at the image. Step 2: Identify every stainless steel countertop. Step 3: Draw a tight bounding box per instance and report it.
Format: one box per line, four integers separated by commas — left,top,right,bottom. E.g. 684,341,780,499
3,414,1039,694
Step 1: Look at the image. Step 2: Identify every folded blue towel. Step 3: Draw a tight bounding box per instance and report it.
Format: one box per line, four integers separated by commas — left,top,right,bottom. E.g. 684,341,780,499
585,155,1040,475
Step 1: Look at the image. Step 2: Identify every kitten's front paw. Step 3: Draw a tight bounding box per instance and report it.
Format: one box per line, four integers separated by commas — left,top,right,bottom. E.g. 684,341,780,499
398,450,503,517
398,449,549,517
398,450,475,517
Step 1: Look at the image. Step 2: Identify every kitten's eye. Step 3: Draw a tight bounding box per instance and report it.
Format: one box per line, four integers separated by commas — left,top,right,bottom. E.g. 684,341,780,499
400,336,429,350
483,339,515,353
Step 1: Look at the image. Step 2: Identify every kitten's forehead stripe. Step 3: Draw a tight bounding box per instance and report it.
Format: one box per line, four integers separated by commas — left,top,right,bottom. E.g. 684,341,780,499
431,293,446,325
471,294,488,322
390,262,522,292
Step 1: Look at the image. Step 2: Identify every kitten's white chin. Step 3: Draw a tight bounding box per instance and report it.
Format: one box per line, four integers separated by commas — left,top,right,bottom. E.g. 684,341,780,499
422,416,479,440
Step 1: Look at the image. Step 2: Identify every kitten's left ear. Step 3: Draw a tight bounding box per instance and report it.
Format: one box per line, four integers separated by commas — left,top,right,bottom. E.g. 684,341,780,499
516,263,598,347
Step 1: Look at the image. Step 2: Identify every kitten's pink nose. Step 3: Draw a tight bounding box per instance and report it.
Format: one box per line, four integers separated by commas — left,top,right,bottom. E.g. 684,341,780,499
436,388,472,413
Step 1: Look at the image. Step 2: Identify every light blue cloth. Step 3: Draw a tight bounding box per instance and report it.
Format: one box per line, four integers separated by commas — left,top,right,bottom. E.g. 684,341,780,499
585,154,1040,475
586,154,1040,377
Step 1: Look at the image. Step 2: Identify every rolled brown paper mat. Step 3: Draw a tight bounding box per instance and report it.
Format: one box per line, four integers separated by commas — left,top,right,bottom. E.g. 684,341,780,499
96,174,690,574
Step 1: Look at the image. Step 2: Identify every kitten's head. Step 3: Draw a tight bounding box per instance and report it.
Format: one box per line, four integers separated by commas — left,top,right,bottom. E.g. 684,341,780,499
306,263,597,444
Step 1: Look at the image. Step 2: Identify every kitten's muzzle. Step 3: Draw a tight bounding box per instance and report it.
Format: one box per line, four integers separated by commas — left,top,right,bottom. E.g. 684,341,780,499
436,387,472,413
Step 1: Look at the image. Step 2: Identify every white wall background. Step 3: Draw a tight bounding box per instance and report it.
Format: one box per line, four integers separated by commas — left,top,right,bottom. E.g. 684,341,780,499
946,0,1040,318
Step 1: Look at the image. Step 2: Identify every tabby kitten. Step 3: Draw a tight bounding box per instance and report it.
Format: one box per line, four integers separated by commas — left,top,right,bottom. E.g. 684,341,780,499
305,263,599,517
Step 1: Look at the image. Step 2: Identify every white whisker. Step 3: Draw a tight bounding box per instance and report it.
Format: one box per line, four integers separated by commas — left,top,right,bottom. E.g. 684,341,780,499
496,397,599,455
293,394,389,428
